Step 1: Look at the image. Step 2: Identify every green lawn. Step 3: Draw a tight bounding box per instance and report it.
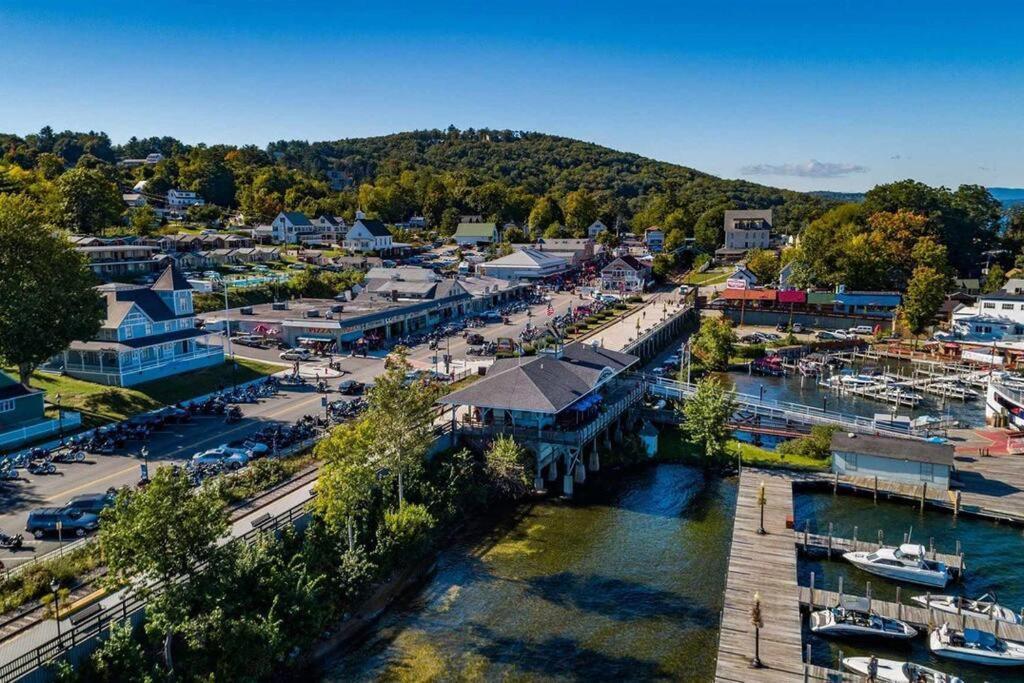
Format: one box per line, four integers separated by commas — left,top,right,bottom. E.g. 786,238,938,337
21,358,279,428
683,269,730,286
657,426,831,472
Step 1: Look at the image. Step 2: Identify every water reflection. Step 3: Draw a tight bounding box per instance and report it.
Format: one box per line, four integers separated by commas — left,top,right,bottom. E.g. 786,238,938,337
322,465,737,681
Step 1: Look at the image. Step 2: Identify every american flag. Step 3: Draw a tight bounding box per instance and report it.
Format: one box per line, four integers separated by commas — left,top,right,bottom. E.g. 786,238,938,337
546,303,554,316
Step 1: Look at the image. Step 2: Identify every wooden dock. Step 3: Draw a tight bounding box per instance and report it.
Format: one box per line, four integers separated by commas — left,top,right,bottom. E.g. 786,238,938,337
715,469,807,682
798,586,1024,642
793,531,965,577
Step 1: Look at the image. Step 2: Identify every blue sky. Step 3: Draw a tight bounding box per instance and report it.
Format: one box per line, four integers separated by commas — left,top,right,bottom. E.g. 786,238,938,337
1,1,1022,192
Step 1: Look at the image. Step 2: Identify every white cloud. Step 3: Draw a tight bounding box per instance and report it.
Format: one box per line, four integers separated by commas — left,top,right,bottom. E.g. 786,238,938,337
740,159,868,178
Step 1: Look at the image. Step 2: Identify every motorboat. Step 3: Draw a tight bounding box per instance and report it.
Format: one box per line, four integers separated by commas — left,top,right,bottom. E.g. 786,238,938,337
929,623,1024,666
843,544,951,587
912,593,1022,624
843,657,963,683
809,606,917,640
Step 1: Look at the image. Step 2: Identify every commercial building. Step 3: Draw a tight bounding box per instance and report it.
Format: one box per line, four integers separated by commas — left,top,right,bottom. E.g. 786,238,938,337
832,288,902,319
74,243,161,280
57,266,224,386
831,432,954,491
478,248,568,281
600,256,649,293
716,209,772,261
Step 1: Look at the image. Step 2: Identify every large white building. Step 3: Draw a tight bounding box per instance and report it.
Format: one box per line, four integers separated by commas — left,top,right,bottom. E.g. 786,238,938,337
478,248,568,281
344,217,393,253
951,280,1024,340
166,189,205,210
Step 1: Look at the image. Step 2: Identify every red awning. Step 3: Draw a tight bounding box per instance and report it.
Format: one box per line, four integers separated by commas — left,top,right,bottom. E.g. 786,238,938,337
777,290,806,304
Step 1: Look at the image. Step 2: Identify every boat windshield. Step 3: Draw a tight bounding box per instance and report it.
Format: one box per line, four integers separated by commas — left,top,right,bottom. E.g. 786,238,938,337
866,553,879,561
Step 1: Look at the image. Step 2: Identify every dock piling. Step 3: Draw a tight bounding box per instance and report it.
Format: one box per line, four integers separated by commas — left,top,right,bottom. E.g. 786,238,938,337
838,576,844,606
920,482,927,512
852,525,858,548
827,522,833,559
877,529,884,548
866,582,872,613
809,571,815,609
896,586,901,620
926,591,932,628
873,475,878,503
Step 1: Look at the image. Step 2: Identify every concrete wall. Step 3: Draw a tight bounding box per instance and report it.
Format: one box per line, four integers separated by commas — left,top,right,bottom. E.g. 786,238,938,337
832,450,950,490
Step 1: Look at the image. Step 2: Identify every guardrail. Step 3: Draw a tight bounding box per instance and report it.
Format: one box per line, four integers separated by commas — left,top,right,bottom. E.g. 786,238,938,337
0,496,314,683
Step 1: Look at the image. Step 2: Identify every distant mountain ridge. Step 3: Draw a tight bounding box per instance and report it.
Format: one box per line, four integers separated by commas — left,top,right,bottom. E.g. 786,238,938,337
811,187,1024,208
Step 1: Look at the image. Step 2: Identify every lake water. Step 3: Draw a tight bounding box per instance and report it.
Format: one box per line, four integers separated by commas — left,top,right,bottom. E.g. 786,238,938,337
724,361,986,428
796,490,1024,682
322,465,737,682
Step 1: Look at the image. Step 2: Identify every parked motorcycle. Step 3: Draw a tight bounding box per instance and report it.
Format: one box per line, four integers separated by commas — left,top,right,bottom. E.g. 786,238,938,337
27,460,57,475
52,449,86,463
225,406,243,424
0,531,23,550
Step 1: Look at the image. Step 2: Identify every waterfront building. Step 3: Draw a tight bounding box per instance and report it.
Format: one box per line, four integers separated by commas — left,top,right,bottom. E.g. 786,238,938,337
600,255,649,293
830,432,953,491
58,266,224,386
478,248,568,281
832,287,901,319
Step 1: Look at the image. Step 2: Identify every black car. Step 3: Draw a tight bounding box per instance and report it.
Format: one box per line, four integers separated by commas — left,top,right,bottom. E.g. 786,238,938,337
26,507,100,539
338,380,365,395
65,491,117,516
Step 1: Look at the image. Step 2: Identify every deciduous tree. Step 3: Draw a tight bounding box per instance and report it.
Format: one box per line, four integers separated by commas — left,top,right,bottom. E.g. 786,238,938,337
691,316,735,371
682,376,736,464
53,166,122,234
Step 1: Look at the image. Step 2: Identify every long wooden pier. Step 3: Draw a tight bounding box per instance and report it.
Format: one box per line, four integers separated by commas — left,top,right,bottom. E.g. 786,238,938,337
798,586,1024,641
715,470,807,682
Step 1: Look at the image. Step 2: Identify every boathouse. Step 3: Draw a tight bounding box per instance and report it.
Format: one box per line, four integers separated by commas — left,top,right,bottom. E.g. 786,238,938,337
830,432,954,491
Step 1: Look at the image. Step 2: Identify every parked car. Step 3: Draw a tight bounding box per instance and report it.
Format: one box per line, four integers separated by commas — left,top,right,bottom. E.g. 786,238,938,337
227,439,270,458
338,380,365,395
192,448,249,469
232,335,267,349
279,348,312,361
792,322,805,333
26,507,100,539
849,325,874,335
816,330,845,341
65,492,116,516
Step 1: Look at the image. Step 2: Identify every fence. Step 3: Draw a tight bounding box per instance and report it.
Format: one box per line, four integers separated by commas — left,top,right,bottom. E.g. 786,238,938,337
0,496,313,683
0,414,82,451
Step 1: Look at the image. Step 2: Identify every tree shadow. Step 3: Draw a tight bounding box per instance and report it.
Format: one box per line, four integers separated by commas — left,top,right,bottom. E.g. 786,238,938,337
523,572,717,629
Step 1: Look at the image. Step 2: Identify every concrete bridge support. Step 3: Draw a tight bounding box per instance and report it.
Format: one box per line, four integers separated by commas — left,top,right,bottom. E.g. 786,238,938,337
588,441,600,472
573,461,586,484
546,459,559,482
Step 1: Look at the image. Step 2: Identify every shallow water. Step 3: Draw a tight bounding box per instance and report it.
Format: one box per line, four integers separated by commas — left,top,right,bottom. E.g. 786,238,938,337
322,465,737,682
796,490,1024,682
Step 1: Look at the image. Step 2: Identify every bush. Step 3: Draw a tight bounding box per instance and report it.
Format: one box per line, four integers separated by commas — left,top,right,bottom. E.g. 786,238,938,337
734,344,766,359
0,545,102,615
375,504,436,571
778,425,836,461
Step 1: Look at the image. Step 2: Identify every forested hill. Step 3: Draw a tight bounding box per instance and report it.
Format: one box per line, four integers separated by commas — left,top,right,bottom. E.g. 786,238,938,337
263,129,827,233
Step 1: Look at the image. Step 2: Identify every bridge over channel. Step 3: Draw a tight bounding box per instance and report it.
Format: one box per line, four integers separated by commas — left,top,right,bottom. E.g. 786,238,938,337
642,374,920,440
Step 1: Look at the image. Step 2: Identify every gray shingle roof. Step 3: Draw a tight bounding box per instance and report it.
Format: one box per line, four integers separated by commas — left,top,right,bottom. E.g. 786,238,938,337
151,265,191,291
439,343,637,413
831,432,954,466
353,219,390,238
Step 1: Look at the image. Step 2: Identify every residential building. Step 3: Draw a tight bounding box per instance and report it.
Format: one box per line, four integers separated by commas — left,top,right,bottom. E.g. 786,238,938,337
343,218,393,253
166,189,205,209
600,256,649,293
325,169,351,191
312,215,348,241
454,222,499,246
478,248,569,281
955,278,981,296
0,371,61,449
726,265,758,289
831,432,953,491
269,212,316,244
117,153,164,168
75,243,161,280
587,220,608,239
644,227,665,253
58,266,224,387
716,209,772,261
122,193,147,208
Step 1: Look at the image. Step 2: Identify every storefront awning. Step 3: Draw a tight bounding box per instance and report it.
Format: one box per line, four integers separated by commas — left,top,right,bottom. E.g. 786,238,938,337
297,336,334,343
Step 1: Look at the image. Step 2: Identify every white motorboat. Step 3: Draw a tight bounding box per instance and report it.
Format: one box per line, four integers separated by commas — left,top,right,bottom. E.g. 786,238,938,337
912,592,1022,625
810,606,917,640
929,623,1024,666
843,544,951,587
843,656,963,683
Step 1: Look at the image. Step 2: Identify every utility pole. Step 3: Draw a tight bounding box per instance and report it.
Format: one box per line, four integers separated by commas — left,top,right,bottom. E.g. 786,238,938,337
223,280,233,358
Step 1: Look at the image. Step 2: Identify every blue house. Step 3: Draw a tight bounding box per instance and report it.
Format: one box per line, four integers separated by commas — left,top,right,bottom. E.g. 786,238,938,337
832,287,902,319
59,266,224,387
0,371,83,448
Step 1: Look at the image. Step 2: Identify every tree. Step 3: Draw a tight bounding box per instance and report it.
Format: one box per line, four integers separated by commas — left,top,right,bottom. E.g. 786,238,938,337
903,266,947,338
99,466,228,669
746,249,780,284
502,225,528,244
313,421,379,551
0,195,104,384
562,189,598,236
596,228,620,248
375,503,435,569
364,349,440,508
694,202,734,252
53,166,122,234
128,204,158,235
691,316,735,371
777,425,836,462
682,376,736,464
484,435,532,500
983,263,1006,294
528,196,562,237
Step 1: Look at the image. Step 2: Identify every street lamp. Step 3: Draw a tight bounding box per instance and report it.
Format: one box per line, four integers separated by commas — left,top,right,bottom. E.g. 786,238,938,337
50,578,62,644
756,481,767,535
140,446,150,484
55,393,63,445
750,591,764,668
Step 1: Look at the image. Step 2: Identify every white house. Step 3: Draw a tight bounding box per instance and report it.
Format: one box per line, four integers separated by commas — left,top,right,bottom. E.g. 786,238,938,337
726,265,758,289
587,220,609,239
166,189,205,209
478,248,568,281
312,214,347,241
122,193,147,208
644,227,665,253
344,218,393,253
951,283,1024,341
717,209,772,261
600,256,650,293
831,432,953,491
268,212,316,244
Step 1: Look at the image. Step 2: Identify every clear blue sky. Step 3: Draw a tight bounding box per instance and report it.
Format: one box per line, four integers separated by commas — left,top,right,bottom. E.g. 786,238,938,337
2,1,1022,192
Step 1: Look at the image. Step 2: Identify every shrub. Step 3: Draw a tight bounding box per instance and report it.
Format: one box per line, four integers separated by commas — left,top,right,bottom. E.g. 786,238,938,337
375,504,436,571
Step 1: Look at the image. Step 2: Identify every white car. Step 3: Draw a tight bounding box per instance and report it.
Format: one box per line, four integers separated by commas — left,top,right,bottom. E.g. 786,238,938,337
192,448,249,469
222,440,270,459
279,348,312,361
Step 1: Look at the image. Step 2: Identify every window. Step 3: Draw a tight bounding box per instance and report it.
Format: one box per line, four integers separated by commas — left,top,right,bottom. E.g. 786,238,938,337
0,399,14,413
983,302,996,309
920,462,935,482
846,452,858,471
1003,303,1014,310
124,326,134,339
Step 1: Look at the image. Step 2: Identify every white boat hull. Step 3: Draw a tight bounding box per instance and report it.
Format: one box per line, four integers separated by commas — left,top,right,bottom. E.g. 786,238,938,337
929,629,1024,666
844,553,950,587
843,657,963,683
912,595,1022,624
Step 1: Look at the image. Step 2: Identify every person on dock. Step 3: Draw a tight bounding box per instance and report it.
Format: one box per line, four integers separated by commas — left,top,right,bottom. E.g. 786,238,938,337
867,655,878,681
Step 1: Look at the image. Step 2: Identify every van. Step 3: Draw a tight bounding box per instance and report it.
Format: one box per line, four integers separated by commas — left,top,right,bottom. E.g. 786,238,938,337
849,325,874,336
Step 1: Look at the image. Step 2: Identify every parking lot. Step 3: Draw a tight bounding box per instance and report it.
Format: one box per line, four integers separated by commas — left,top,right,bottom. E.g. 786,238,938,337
0,287,589,568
